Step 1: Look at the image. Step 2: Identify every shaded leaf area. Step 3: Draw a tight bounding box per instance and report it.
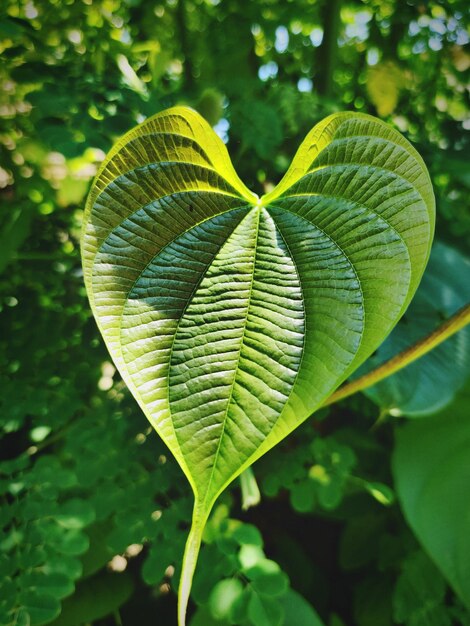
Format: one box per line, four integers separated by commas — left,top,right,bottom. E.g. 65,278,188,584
48,571,134,626
393,552,454,626
393,385,470,610
0,392,188,625
281,590,326,626
357,241,470,416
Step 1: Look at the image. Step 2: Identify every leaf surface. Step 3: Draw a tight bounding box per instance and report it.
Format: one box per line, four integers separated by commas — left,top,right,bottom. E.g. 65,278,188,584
48,571,133,626
393,385,470,609
358,241,470,416
81,106,434,624
281,589,326,626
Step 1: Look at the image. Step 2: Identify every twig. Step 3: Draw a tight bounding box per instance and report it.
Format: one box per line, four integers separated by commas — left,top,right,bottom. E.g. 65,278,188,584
323,302,470,407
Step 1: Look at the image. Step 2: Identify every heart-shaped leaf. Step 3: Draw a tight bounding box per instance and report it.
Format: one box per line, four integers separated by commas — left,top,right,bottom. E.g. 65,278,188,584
81,106,434,624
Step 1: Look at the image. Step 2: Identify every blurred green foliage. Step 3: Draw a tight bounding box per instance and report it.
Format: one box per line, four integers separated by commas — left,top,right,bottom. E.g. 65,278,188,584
0,0,469,624
357,241,470,416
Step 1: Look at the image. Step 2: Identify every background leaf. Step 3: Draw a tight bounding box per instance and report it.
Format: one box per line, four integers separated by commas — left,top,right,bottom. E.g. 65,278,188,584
16,593,61,626
48,571,133,626
393,385,470,608
359,241,470,416
281,590,326,626
392,551,451,626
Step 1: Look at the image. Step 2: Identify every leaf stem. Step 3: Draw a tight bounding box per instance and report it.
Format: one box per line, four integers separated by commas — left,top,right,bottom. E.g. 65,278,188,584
370,408,390,432
178,499,208,626
323,302,470,407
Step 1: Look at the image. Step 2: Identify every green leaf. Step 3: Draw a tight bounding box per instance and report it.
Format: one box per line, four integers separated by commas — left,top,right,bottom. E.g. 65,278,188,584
393,385,470,608
281,589,326,626
192,544,235,605
38,521,89,556
197,88,225,127
22,571,74,601
17,591,61,626
0,206,33,274
239,544,265,570
82,106,434,624
190,606,230,626
208,578,245,621
229,587,251,624
42,555,82,581
362,481,395,506
116,54,148,97
290,480,316,513
244,559,289,598
248,591,284,626
231,101,283,159
0,17,25,38
79,522,113,579
354,577,394,626
142,540,177,586
340,514,386,571
231,523,263,548
48,571,133,626
359,241,470,416
393,551,451,626
55,498,96,530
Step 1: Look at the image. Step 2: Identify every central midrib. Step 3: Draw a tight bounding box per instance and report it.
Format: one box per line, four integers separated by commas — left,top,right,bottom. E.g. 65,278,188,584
200,204,263,506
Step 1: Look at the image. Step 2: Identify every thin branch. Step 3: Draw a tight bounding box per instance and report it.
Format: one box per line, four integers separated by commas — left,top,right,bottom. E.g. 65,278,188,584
323,302,470,407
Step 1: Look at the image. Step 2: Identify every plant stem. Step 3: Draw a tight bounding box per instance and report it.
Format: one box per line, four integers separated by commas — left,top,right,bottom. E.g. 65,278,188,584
240,466,261,510
370,408,390,432
323,302,470,407
178,498,208,626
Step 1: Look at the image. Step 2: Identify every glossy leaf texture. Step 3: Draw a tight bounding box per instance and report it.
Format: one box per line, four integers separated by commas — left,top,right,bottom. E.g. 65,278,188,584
393,384,470,609
357,241,470,416
81,106,434,624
